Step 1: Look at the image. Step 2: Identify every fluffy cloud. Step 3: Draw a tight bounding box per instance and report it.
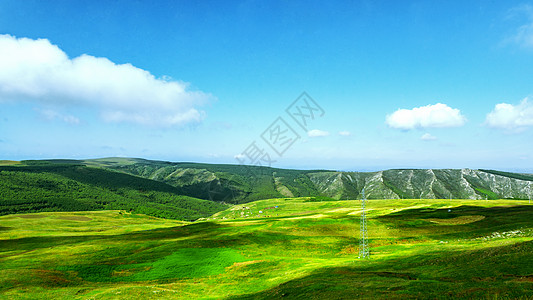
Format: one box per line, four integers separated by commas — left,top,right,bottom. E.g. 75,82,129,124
420,133,437,141
0,34,211,126
386,103,466,130
485,98,533,130
307,129,330,137
338,130,351,136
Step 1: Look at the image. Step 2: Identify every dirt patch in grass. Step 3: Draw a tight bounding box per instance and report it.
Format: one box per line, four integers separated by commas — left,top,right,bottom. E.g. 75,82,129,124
503,274,533,282
18,214,48,219
427,215,485,225
339,245,357,255
372,271,416,280
34,269,74,286
56,216,93,221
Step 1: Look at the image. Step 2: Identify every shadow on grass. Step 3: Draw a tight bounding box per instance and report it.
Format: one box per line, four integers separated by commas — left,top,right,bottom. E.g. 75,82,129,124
229,240,533,300
376,205,533,240
0,221,225,253
381,205,533,220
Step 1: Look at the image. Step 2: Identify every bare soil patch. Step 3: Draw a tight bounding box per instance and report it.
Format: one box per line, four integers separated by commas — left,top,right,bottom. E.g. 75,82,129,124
18,214,47,219
427,215,485,225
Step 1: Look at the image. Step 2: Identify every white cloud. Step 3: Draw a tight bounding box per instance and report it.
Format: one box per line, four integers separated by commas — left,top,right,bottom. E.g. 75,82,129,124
485,98,533,130
37,108,80,124
234,153,246,160
308,129,330,137
338,130,351,136
0,34,211,126
420,133,437,141
386,103,466,130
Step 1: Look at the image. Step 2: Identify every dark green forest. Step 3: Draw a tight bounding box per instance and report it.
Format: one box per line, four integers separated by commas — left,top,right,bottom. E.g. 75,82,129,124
0,162,226,221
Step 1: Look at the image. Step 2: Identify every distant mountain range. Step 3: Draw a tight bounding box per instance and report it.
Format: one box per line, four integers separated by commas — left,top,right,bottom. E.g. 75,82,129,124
83,158,533,202
2,157,532,219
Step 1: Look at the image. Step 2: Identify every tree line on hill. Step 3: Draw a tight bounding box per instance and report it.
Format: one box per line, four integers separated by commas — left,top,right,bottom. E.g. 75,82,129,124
0,164,227,221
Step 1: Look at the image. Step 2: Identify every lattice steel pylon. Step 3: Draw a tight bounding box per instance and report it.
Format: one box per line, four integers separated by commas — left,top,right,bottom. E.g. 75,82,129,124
527,181,531,204
359,188,369,259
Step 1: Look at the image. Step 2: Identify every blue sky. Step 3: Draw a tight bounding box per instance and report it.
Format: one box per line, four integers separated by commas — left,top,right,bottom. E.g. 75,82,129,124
1,0,533,171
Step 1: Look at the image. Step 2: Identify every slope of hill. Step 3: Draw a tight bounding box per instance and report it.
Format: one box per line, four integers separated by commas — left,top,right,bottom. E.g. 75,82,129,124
2,158,532,219
84,158,327,203
83,158,533,203
0,162,227,220
1,199,532,299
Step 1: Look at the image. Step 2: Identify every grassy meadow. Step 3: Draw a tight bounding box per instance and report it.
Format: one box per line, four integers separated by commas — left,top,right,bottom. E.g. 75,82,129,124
1,198,533,299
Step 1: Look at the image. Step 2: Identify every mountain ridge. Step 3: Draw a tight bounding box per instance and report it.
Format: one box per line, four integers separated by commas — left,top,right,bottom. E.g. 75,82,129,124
2,157,532,219
80,158,533,203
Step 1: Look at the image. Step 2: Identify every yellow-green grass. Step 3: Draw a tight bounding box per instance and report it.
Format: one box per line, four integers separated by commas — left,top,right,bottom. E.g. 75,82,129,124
0,160,20,166
0,210,186,239
1,199,532,299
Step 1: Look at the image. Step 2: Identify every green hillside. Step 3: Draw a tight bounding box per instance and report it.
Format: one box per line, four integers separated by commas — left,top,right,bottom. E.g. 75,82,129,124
1,199,532,299
0,162,227,221
2,158,533,221
84,158,533,203
86,158,327,203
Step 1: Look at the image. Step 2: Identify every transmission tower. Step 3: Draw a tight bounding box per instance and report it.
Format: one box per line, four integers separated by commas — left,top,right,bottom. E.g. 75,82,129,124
527,181,531,204
508,179,512,199
359,188,369,259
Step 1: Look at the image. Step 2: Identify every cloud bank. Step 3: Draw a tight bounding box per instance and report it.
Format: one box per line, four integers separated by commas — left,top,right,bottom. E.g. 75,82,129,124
485,98,533,130
0,34,211,126
386,103,466,130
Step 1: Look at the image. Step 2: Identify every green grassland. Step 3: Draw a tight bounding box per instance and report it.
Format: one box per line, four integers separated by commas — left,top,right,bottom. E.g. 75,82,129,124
0,161,20,166
1,198,532,299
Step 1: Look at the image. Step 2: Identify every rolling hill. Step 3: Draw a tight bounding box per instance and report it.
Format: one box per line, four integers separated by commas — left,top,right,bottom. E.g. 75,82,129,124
0,161,227,220
2,159,533,298
86,157,533,202
1,158,532,220
1,198,532,299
